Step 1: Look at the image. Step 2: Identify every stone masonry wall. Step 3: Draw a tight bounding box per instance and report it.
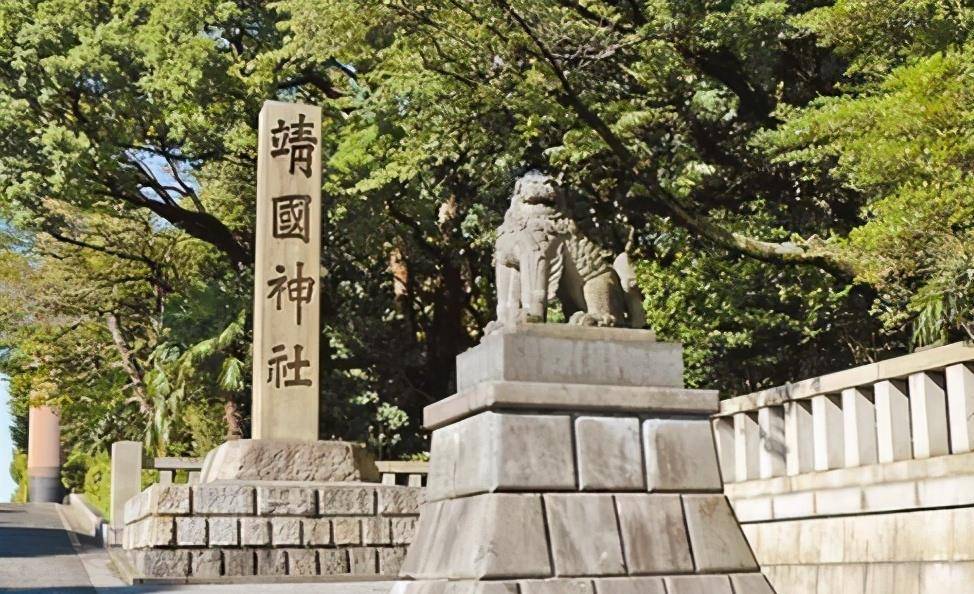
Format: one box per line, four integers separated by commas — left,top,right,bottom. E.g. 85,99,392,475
123,482,421,579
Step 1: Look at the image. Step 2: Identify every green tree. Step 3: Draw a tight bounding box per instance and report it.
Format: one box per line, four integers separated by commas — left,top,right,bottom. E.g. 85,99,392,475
0,0,970,470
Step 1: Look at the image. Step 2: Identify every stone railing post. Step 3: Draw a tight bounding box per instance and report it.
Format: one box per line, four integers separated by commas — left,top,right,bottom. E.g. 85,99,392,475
733,412,759,482
812,395,844,471
874,379,911,463
908,372,949,459
784,400,814,476
946,363,974,454
758,407,786,479
842,387,877,467
110,440,143,543
712,417,736,483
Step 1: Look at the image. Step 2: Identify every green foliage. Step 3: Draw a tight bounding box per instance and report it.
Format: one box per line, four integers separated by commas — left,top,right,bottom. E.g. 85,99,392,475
81,452,112,518
10,450,27,503
0,0,970,465
765,8,974,346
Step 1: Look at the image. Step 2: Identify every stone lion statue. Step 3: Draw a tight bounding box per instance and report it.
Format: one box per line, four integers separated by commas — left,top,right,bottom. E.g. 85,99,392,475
485,171,646,334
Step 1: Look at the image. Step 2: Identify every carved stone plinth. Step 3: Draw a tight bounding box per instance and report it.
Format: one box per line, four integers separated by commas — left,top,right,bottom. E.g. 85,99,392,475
199,439,379,483
396,325,775,593
121,439,409,582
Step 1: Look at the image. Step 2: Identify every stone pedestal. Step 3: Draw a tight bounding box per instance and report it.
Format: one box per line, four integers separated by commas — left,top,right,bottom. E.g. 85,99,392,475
199,439,380,483
122,439,417,581
397,325,775,593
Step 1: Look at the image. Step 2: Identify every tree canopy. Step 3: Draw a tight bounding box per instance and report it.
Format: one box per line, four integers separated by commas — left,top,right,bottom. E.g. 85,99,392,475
0,0,971,467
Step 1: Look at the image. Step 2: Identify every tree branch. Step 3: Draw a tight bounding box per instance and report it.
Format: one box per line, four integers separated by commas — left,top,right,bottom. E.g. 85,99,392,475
106,312,151,413
493,0,858,278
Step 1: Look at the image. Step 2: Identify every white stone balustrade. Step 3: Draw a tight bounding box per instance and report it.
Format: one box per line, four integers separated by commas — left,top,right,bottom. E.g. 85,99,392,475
714,341,974,485
946,363,974,453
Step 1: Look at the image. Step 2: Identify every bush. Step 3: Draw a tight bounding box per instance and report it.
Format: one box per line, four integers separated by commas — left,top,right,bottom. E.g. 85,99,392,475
9,450,27,503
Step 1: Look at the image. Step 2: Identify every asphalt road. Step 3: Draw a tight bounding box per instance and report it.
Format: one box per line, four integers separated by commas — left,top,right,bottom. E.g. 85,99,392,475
0,503,394,594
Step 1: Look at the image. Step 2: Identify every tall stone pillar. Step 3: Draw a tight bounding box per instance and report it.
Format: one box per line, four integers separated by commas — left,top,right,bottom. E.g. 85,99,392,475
396,324,774,593
252,100,322,441
27,405,62,503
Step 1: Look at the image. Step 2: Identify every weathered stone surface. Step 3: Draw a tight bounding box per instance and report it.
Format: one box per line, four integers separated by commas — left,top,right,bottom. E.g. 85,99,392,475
664,575,733,594
191,550,222,578
425,412,575,502
392,581,524,594
223,549,254,576
392,517,418,544
333,517,361,545
147,484,191,516
378,485,421,515
784,400,814,476
456,324,681,391
241,517,271,546
643,418,722,492
575,416,644,491
207,517,238,546
319,485,375,515
729,573,775,593
257,485,316,516
271,517,302,546
843,387,878,467
175,517,206,546
402,494,551,579
875,379,912,463
350,547,378,575
124,489,147,525
682,494,758,572
592,577,665,594
424,382,717,430
487,171,648,335
909,372,949,459
379,546,408,575
113,441,144,529
193,484,255,515
518,579,594,594
363,517,392,545
544,494,625,576
288,548,318,576
758,407,786,479
131,517,175,548
256,548,287,576
734,412,760,482
947,363,974,454
812,395,844,471
302,518,331,545
200,439,379,483
319,549,350,575
615,494,692,574
132,549,189,578
251,100,322,441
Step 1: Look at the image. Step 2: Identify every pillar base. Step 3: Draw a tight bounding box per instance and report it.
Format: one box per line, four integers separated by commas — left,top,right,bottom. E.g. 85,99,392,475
28,475,63,503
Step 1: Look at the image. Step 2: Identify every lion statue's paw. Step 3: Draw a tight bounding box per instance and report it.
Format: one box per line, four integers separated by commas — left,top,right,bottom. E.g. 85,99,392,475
568,312,617,327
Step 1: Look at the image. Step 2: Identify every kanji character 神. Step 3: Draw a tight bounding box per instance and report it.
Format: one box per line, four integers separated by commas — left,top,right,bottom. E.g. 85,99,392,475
266,262,315,325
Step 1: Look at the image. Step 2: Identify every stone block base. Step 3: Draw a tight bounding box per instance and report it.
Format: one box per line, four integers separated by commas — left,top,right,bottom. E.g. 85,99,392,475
392,574,775,594
401,327,774,593
123,479,420,579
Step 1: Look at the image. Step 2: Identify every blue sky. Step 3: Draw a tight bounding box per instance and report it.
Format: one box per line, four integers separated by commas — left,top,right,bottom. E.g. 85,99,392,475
0,375,14,501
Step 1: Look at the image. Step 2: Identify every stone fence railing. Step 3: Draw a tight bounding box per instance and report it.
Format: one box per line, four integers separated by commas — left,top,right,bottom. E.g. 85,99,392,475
713,340,974,485
713,340,974,592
